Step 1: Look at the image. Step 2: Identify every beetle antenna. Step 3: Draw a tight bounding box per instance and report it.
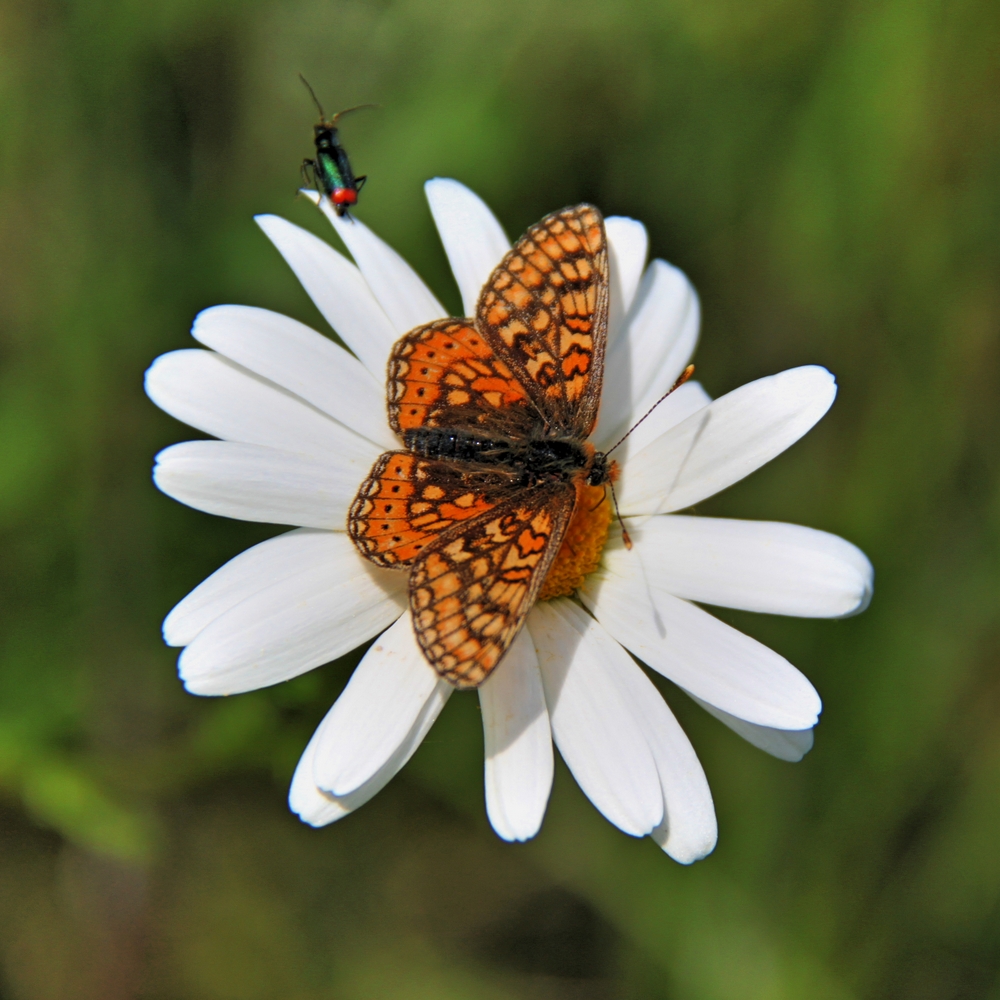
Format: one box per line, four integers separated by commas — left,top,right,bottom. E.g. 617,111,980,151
299,74,326,121
606,364,695,457
329,103,381,126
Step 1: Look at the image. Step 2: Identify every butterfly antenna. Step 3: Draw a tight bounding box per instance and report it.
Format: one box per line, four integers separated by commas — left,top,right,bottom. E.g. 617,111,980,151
299,74,326,121
607,480,633,550
329,103,380,125
606,364,695,457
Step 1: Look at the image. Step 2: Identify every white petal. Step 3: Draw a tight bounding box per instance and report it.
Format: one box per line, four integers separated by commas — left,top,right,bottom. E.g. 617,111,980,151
145,350,375,462
425,178,510,317
689,693,814,762
290,666,452,826
164,528,327,647
609,656,717,863
595,259,700,450
311,613,451,797
529,601,663,836
289,724,368,827
313,194,445,334
479,629,553,842
191,305,395,449
153,440,368,529
254,213,398,378
617,366,838,516
179,535,406,695
580,568,821,729
605,216,649,350
608,515,873,618
605,216,648,317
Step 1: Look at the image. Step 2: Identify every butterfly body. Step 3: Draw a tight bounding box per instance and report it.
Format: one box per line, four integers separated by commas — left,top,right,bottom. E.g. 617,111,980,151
349,205,610,687
403,427,607,490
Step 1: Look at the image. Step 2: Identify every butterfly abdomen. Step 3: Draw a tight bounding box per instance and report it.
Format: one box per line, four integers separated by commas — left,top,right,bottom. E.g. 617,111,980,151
404,427,517,465
402,427,600,485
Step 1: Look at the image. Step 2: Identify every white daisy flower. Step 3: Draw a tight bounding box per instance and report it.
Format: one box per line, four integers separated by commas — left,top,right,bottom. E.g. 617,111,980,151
145,179,873,863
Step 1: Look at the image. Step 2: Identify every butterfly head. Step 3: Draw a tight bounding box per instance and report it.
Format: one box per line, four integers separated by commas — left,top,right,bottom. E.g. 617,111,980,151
586,450,610,487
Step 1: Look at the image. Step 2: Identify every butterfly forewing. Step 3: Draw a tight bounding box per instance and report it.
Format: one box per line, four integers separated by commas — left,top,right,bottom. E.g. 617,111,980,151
348,451,519,567
387,319,540,440
476,205,609,439
407,485,576,687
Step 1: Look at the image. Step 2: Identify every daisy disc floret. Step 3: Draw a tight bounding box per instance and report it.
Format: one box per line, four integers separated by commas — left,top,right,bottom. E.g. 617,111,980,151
145,179,873,861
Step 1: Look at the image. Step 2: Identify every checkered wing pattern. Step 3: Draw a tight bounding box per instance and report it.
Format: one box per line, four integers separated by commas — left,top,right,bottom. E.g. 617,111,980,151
407,484,575,687
348,452,517,568
475,204,608,439
387,320,539,440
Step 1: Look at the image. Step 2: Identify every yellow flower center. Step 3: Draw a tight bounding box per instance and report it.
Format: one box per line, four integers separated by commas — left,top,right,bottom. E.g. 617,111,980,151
538,480,613,601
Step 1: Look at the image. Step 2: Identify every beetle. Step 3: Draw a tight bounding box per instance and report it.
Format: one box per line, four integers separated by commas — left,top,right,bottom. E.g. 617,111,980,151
299,76,375,217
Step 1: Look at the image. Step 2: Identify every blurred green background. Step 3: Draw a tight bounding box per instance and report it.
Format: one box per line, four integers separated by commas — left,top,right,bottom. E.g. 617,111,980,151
1,0,999,996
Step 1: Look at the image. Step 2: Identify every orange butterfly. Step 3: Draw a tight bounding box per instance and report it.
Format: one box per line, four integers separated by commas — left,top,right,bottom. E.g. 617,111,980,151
349,205,613,687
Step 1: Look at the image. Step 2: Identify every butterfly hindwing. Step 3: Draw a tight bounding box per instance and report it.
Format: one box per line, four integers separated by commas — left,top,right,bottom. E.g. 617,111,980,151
407,483,577,687
476,205,609,439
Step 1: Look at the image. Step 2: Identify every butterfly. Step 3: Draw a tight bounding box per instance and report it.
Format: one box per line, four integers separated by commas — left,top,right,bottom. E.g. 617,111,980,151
348,204,612,687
